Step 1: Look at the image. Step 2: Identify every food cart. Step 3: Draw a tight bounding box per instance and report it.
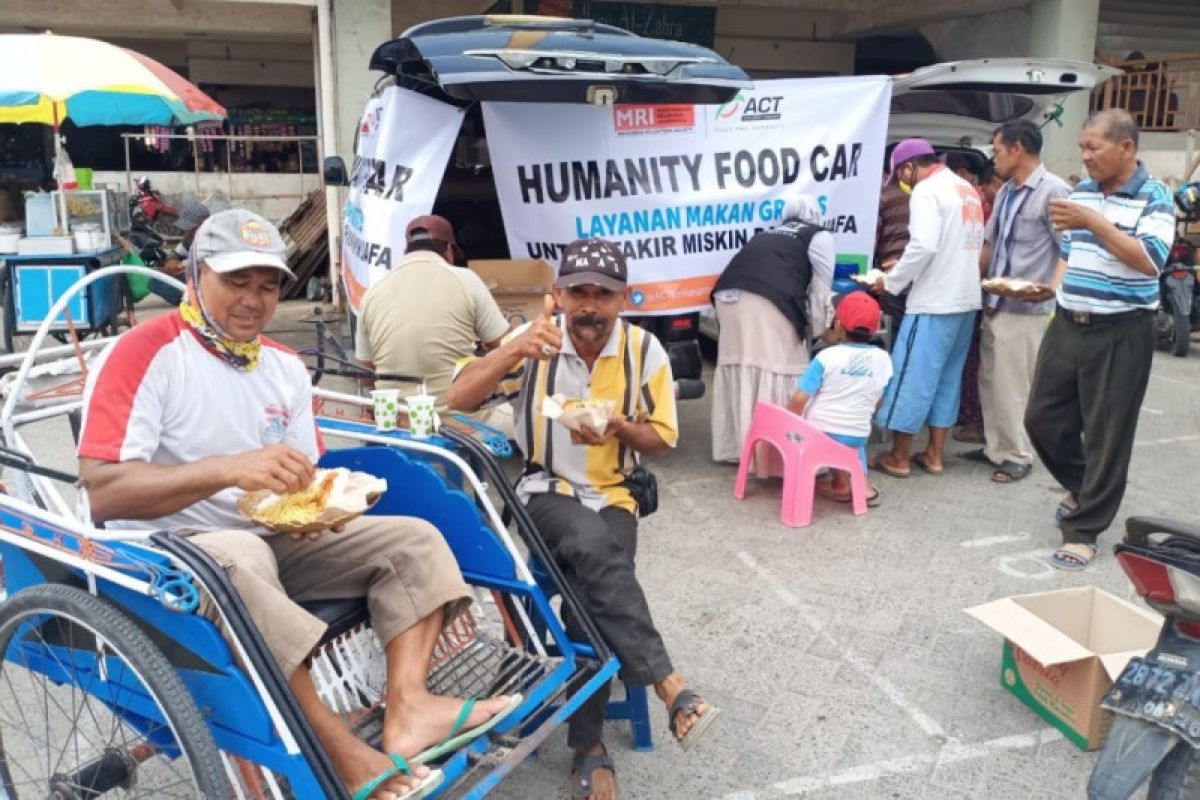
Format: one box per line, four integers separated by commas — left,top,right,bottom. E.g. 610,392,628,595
0,187,130,353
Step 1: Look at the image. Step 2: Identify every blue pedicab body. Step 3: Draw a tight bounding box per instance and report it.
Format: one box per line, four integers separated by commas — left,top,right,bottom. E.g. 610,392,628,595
0,265,621,799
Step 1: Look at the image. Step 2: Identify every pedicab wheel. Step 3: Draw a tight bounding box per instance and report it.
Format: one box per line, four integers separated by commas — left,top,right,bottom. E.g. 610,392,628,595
0,583,228,798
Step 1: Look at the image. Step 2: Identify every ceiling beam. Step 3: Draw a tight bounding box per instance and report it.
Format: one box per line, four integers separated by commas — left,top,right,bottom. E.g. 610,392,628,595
0,0,313,40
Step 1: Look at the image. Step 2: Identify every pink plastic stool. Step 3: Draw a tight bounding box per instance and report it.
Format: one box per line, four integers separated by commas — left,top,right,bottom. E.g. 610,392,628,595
733,402,869,527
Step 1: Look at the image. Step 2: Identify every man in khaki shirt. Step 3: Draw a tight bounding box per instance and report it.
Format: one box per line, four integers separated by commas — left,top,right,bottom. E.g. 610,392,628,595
355,216,510,414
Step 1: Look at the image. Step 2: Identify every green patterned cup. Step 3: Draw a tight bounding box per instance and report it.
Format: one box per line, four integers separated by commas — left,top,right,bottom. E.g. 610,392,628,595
370,389,401,431
406,394,438,439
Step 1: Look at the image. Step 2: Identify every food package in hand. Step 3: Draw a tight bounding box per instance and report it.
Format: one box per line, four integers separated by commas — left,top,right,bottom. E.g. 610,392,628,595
542,393,616,435
237,467,387,535
850,268,887,286
981,277,1038,298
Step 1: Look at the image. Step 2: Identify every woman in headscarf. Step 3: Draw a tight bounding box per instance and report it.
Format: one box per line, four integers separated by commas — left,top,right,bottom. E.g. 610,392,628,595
710,189,835,470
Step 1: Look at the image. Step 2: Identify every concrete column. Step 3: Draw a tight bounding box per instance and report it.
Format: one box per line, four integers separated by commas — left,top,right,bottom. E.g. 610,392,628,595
314,0,390,308
1028,0,1100,180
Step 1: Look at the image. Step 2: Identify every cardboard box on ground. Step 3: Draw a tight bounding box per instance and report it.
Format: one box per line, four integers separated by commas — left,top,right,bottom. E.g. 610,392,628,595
469,259,556,328
966,587,1163,750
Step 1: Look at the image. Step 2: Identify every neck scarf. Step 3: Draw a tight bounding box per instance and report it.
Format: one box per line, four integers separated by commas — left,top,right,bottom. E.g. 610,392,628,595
179,249,261,372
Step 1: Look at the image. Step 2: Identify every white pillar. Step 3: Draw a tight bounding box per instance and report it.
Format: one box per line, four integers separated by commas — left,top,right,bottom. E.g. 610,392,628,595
1028,0,1100,180
314,0,392,310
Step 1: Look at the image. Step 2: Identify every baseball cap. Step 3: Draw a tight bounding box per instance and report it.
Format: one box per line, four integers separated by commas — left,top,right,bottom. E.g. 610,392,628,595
835,290,882,336
888,137,937,181
555,239,628,292
192,209,294,278
176,202,210,233
405,215,457,247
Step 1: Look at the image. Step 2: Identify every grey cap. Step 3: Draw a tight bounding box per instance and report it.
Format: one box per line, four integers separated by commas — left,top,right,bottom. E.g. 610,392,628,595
192,209,294,278
176,202,211,232
555,239,627,292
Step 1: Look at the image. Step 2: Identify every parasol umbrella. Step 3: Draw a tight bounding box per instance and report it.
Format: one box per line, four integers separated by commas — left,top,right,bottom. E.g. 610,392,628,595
0,32,227,229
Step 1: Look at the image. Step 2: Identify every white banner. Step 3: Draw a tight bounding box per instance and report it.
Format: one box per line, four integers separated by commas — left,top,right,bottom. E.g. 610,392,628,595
483,76,892,314
341,86,464,312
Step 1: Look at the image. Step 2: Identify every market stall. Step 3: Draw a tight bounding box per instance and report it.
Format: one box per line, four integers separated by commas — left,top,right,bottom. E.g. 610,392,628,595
0,32,225,353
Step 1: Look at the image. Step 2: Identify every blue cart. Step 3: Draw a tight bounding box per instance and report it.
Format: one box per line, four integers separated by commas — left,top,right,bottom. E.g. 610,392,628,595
0,246,125,354
0,266,620,798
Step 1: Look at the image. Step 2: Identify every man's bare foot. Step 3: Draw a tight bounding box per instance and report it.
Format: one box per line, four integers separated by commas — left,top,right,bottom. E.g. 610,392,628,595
327,730,430,799
572,743,617,800
382,693,513,759
655,674,715,744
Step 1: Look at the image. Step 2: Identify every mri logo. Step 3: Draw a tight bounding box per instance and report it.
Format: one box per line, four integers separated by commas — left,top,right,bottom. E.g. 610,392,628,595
614,104,695,133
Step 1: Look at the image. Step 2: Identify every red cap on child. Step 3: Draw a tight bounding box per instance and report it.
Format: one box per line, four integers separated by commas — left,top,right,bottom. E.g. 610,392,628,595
836,291,882,336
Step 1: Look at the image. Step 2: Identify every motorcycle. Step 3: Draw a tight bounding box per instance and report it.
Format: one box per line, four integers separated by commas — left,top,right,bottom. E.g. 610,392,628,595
1087,516,1200,799
1155,237,1199,358
128,176,180,238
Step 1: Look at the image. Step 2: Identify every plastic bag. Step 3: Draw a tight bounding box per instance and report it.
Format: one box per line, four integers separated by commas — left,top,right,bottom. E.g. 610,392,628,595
122,251,152,303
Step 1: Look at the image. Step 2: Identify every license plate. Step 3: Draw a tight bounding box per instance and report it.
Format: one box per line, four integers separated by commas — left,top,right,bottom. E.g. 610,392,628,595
1103,657,1200,747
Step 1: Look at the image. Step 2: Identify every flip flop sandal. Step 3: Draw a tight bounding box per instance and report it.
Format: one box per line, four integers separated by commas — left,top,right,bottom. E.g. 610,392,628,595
351,755,443,800
669,689,720,752
412,694,523,765
869,454,910,479
571,747,616,799
991,461,1032,483
866,488,881,508
911,453,945,475
1049,543,1096,572
958,448,993,464
1055,496,1079,525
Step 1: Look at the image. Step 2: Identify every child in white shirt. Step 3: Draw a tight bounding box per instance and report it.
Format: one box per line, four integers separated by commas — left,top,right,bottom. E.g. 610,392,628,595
788,291,893,505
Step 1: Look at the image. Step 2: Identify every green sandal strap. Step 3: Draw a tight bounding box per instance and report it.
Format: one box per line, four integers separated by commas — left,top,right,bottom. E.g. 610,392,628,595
445,696,478,744
351,753,413,800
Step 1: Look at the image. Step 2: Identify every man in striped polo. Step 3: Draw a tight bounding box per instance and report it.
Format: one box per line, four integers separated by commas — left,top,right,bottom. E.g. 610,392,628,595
448,238,718,800
1024,109,1175,570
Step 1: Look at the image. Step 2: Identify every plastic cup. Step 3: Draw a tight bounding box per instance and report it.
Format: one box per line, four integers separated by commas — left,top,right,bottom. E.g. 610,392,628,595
406,394,438,439
370,389,400,431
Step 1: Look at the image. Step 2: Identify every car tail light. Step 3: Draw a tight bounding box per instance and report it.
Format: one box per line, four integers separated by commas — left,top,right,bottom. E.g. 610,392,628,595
1172,269,1191,278
1176,621,1200,639
671,318,693,330
1118,551,1200,617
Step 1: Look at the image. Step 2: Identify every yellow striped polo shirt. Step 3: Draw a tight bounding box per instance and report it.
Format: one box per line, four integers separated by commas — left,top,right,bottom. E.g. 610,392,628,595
459,317,678,513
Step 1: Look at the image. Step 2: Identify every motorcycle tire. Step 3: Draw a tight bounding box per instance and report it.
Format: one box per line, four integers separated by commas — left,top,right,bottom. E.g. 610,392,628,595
1156,307,1176,352
1149,740,1200,799
1173,311,1191,357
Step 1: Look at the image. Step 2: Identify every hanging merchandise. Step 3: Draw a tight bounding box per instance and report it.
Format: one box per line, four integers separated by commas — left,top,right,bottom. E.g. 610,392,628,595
52,144,78,190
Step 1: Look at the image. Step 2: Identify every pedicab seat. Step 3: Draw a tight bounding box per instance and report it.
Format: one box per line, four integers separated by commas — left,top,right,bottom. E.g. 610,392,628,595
301,597,370,643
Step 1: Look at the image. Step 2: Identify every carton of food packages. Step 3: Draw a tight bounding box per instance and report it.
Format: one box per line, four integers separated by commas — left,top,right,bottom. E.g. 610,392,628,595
965,587,1162,750
238,467,388,535
542,394,616,435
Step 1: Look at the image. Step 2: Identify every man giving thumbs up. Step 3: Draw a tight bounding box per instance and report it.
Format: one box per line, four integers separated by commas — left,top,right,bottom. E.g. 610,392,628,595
447,239,718,800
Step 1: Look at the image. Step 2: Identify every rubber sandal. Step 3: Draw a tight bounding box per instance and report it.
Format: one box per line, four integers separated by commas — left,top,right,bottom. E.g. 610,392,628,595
866,488,881,508
571,747,616,799
1055,495,1079,524
412,693,523,765
958,448,993,464
351,755,443,800
669,689,720,752
991,461,1032,484
911,453,945,475
869,453,910,479
1049,543,1096,571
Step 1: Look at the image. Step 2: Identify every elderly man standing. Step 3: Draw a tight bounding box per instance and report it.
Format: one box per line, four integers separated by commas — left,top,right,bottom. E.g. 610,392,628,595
1024,109,1175,570
869,138,984,478
78,209,517,799
448,239,718,800
709,190,834,465
965,120,1071,484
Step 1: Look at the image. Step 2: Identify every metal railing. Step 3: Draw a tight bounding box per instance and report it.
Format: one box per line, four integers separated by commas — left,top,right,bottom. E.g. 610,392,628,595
1092,54,1200,132
120,132,320,208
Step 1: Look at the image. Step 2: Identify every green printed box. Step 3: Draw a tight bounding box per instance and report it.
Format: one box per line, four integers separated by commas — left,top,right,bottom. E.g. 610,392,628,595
967,587,1162,750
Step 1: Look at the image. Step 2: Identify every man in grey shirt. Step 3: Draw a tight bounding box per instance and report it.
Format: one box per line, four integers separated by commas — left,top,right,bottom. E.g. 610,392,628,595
970,120,1070,483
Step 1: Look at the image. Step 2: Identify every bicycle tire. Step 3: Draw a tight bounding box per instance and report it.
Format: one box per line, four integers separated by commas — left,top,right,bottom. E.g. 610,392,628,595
0,583,228,797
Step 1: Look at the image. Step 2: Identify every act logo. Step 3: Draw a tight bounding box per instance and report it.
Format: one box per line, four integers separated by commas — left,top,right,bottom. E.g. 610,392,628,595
715,92,744,120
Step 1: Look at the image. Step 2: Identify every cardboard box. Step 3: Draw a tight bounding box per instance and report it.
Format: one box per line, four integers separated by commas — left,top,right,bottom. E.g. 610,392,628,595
469,259,556,328
966,587,1162,750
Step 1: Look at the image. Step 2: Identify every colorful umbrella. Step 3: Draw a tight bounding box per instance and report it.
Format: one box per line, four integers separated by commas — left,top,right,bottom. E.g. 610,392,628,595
0,33,226,126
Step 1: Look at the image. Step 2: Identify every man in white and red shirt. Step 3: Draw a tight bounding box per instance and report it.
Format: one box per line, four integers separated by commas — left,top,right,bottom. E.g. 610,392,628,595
77,209,514,799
